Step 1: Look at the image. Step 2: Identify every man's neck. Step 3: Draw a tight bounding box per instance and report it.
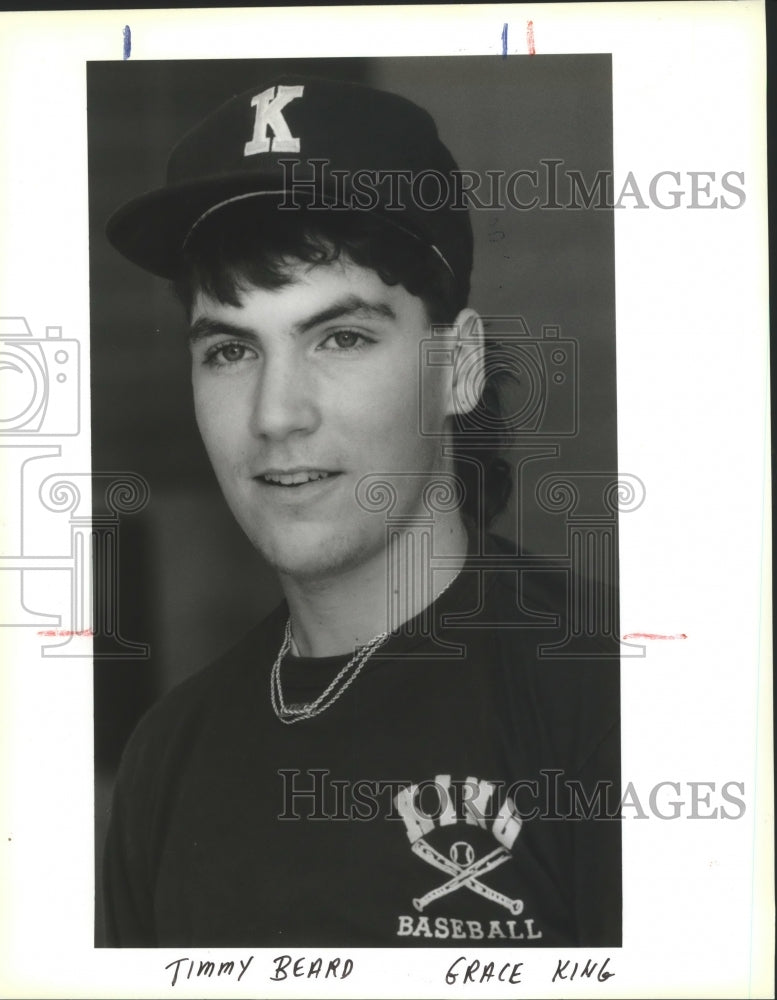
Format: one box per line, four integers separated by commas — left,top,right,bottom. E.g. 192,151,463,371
279,513,470,658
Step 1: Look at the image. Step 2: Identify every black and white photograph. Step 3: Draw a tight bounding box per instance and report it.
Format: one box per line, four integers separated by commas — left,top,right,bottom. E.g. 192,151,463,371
89,54,621,950
0,4,771,998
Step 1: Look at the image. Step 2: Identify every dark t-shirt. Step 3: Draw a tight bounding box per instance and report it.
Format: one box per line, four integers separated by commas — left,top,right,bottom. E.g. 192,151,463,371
103,539,621,947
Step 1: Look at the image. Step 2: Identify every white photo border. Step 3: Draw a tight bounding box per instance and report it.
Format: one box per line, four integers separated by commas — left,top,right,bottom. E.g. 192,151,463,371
0,4,771,999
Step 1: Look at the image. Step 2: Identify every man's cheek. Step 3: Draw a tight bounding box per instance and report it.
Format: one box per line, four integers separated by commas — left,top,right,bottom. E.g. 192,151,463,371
199,430,245,492
419,365,452,417
195,392,240,448
193,390,220,444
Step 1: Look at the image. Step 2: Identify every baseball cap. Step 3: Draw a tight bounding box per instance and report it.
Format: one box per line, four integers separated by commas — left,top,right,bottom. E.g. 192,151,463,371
106,74,473,287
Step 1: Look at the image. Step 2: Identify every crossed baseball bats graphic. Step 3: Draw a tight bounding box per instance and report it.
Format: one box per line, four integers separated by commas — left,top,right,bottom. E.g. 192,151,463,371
411,838,524,915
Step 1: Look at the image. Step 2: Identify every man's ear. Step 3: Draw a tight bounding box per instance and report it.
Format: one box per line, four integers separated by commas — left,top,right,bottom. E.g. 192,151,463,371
448,308,485,417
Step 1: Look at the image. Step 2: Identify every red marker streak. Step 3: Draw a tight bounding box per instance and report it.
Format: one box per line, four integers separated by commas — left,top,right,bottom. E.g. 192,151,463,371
37,629,94,637
526,20,536,56
623,632,687,641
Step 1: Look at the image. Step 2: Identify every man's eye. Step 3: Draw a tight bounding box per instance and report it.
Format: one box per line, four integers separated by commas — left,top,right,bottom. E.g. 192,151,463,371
203,341,253,367
320,330,371,351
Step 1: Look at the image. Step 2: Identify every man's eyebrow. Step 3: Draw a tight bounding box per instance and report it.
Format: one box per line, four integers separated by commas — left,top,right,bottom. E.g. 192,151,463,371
294,295,397,332
188,317,257,344
188,295,397,344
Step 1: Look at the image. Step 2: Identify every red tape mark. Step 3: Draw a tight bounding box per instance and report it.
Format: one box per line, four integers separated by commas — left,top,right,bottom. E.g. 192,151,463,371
623,633,688,641
526,20,536,56
37,629,94,637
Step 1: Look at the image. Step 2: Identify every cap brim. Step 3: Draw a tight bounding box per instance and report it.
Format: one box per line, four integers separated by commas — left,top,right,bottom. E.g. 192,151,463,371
106,175,295,279
106,175,459,283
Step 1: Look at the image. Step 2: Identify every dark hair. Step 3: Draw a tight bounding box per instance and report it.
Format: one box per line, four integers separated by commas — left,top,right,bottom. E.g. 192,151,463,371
174,202,512,527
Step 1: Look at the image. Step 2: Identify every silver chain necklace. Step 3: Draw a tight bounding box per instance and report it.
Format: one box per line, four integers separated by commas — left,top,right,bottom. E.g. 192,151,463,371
270,567,462,725
270,622,390,725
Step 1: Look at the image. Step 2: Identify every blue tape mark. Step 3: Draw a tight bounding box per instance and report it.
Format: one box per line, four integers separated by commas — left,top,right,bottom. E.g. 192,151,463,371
501,22,508,58
123,24,131,60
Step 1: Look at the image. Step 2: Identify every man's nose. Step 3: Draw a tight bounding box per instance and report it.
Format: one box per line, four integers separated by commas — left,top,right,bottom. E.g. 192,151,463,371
249,353,320,441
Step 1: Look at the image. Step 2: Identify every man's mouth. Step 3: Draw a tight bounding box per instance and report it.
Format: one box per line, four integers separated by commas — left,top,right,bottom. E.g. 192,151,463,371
257,470,340,487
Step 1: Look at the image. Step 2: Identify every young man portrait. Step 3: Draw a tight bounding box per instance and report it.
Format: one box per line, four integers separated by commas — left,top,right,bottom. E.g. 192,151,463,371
90,57,621,948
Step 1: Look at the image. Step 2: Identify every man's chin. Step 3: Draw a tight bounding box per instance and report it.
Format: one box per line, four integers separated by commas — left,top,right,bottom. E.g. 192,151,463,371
248,524,377,583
